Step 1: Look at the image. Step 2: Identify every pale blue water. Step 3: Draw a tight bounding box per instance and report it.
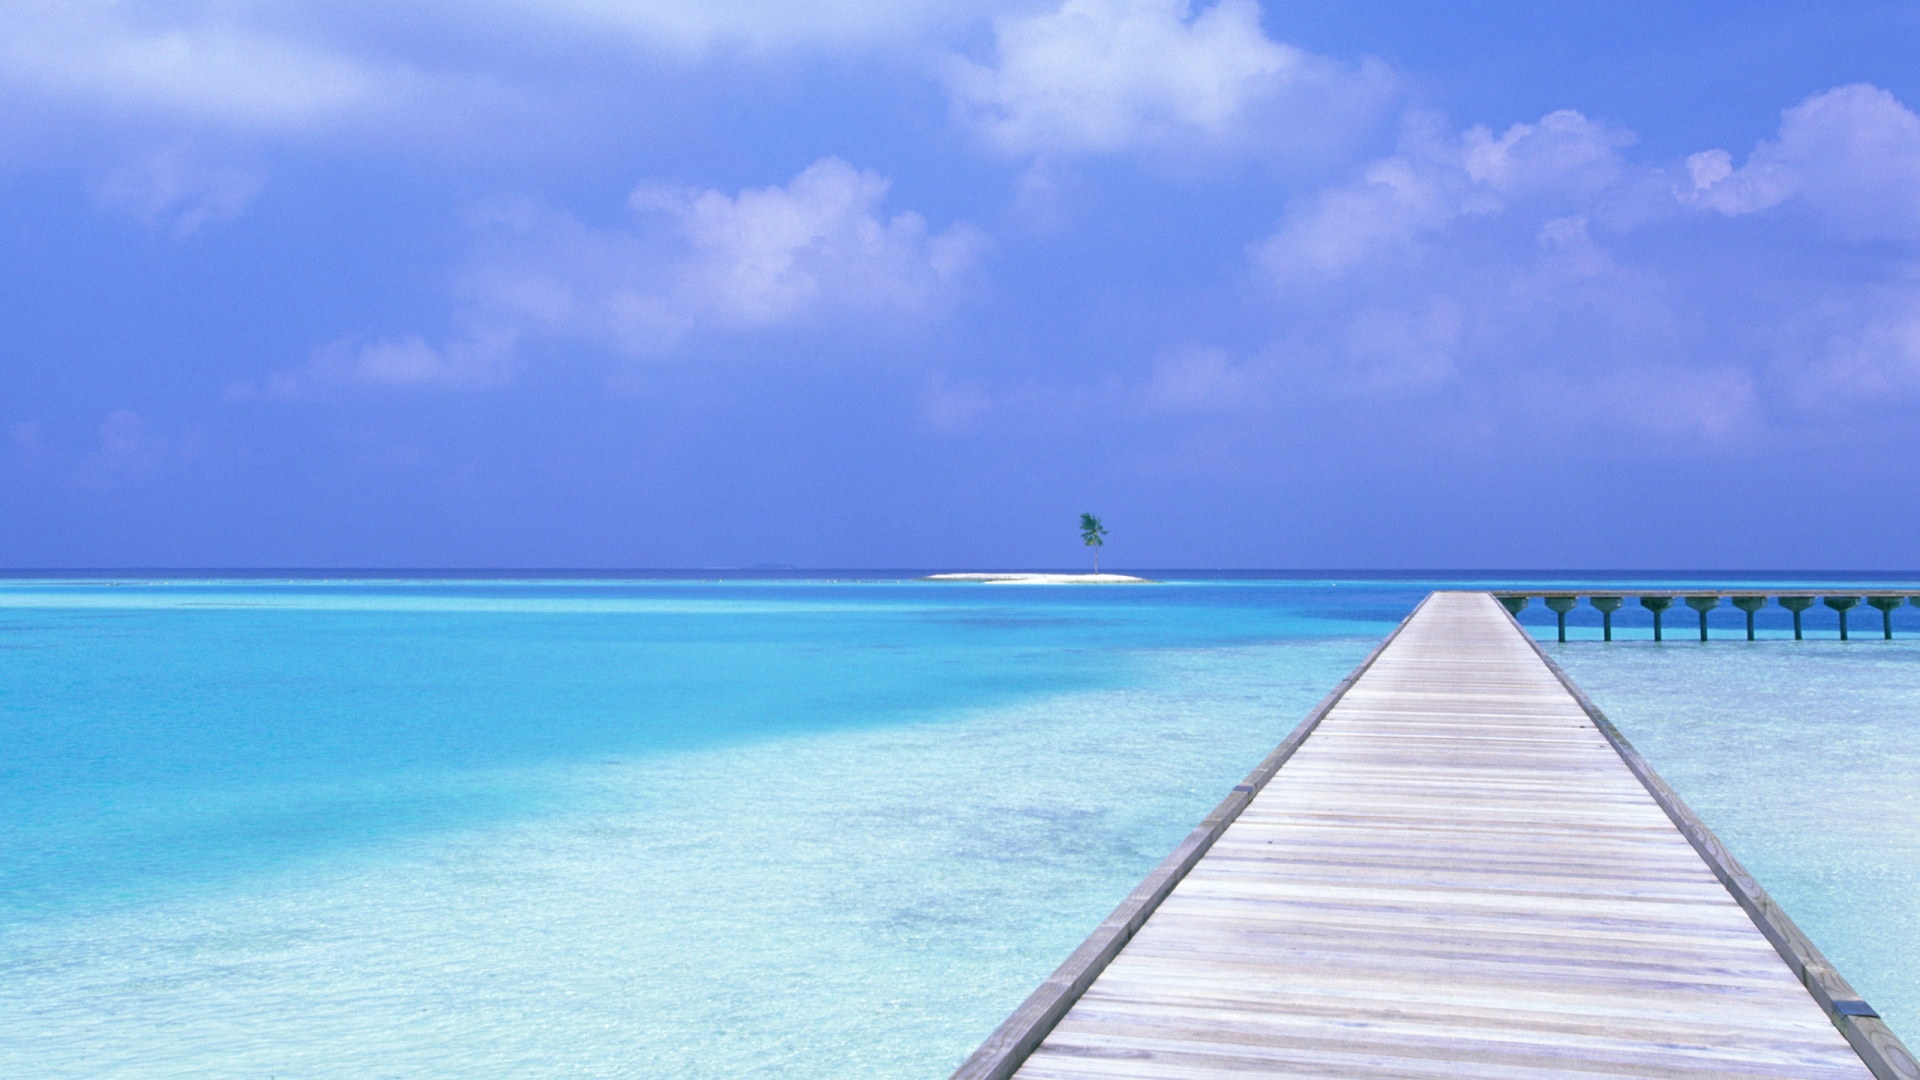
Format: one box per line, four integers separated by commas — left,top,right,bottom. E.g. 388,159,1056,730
0,575,1913,1076
1553,642,1920,1045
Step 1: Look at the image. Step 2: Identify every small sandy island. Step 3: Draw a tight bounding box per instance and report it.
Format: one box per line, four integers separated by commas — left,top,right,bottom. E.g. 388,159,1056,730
919,572,1156,584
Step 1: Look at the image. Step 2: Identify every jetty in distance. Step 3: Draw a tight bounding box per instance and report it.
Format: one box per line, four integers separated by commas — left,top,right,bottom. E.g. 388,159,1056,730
955,591,1917,1080
1496,588,1920,641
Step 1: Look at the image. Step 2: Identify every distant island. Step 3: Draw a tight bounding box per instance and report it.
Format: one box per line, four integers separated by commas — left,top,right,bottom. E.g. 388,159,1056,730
919,572,1155,584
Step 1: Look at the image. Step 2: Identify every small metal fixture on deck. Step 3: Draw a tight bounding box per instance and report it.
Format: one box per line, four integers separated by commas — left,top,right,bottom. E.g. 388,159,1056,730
1544,596,1576,642
1590,595,1623,641
1639,595,1674,641
1730,596,1766,640
1867,596,1902,639
1779,595,1814,639
1683,595,1720,641
1824,595,1860,640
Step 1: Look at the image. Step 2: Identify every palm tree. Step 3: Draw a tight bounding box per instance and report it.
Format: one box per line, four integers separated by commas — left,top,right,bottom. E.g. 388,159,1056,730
1079,513,1107,574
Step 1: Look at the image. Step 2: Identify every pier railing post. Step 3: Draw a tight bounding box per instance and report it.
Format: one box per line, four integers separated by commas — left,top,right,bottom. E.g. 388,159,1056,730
1824,596,1860,640
1590,596,1623,641
1731,596,1766,641
1779,596,1813,640
1684,596,1720,642
1545,596,1576,643
1867,596,1901,639
1639,595,1674,641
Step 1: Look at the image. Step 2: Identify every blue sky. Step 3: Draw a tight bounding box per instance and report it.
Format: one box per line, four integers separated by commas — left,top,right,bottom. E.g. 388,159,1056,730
3,0,1918,569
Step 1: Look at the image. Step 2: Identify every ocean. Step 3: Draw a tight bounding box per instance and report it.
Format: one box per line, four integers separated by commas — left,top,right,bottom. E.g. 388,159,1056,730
0,574,1913,1076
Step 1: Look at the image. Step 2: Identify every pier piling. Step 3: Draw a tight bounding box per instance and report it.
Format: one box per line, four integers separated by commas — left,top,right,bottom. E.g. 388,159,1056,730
1867,596,1902,639
1639,594,1674,641
1439,590,1914,646
1824,596,1861,640
1590,595,1623,641
1780,595,1814,639
1684,595,1720,641
1544,595,1576,642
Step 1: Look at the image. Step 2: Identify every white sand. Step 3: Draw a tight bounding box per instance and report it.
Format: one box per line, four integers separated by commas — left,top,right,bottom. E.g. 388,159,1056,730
919,572,1154,584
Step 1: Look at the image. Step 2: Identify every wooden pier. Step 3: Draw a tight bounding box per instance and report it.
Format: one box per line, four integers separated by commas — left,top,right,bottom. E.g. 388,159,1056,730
954,591,1916,1080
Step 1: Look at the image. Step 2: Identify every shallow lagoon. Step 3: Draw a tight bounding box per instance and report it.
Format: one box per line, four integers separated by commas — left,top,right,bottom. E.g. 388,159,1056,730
1556,641,1920,1045
0,576,1912,1076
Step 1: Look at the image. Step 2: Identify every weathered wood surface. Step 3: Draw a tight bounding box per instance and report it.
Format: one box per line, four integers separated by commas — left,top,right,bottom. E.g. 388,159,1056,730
999,591,1889,1079
1513,609,1919,1080
949,599,1426,1080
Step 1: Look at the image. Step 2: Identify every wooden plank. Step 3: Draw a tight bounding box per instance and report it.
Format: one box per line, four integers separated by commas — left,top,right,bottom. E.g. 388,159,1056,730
1504,604,1920,1080
945,597,1432,1080
955,591,1911,1080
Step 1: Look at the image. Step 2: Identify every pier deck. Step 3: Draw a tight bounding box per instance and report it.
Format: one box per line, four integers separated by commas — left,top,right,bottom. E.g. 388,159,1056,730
959,591,1912,1080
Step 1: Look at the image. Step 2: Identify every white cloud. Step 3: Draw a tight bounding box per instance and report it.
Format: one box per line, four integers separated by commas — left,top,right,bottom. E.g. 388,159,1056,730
495,0,1000,56
1459,110,1630,200
4,0,1396,176
1256,109,1633,282
1237,93,1920,444
1764,278,1920,409
0,2,412,131
0,0,1001,146
267,157,986,394
627,158,986,324
96,145,262,236
1239,108,1775,432
1685,84,1920,240
1824,303,1920,396
945,0,1393,158
262,332,519,399
1665,84,1920,412
471,157,987,357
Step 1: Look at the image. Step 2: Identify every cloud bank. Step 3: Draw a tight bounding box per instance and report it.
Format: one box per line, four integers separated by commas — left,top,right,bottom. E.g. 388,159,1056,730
946,0,1394,159
472,157,987,357
268,158,985,395
1239,84,1920,438
1686,83,1920,240
1,2,418,132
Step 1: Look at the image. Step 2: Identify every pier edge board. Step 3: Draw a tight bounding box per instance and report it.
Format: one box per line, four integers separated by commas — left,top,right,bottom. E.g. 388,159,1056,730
946,596,1434,1080
1505,601,1920,1080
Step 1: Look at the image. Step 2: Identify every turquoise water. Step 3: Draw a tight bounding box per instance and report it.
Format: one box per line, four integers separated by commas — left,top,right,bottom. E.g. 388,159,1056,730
1555,642,1920,1045
0,575,1914,1075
